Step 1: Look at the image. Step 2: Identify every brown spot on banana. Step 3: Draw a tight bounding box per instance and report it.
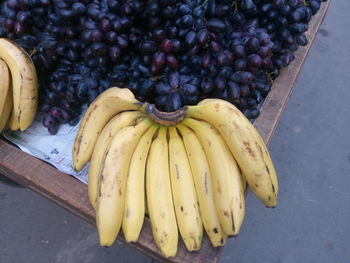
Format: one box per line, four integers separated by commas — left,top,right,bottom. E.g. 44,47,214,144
175,163,180,180
265,165,270,175
125,209,130,218
243,141,256,158
118,189,122,196
180,206,184,212
214,103,220,112
213,228,218,234
223,210,229,218
217,184,222,194
204,172,208,194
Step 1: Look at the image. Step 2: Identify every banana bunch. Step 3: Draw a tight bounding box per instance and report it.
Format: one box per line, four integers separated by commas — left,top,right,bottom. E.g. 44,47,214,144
73,87,278,257
0,38,38,132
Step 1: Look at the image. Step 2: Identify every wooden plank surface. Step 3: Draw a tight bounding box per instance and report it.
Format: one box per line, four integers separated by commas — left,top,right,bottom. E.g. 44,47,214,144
0,2,331,263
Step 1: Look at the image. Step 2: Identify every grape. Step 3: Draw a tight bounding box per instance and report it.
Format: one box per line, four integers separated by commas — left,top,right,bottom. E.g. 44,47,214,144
0,0,327,133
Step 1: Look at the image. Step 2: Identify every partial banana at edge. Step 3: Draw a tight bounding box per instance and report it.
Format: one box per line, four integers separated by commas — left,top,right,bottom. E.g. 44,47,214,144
96,118,152,246
122,124,159,242
186,99,278,207
0,59,10,132
0,38,38,131
168,126,203,251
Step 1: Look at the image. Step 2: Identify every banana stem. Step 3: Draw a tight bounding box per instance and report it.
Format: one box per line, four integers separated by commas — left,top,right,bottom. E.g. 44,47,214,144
142,103,188,126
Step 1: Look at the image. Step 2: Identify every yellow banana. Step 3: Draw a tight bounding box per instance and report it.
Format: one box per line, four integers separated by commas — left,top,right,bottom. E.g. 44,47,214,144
88,110,145,208
0,83,12,133
96,118,152,246
177,124,227,247
73,87,141,171
122,124,158,242
182,118,245,236
186,99,278,207
168,126,203,251
0,38,38,131
146,127,178,257
0,59,10,120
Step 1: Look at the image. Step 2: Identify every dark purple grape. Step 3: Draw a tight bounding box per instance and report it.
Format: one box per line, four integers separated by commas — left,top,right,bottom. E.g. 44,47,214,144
207,19,226,33
232,45,246,58
160,39,173,53
185,31,197,47
201,53,211,68
210,41,222,53
245,37,260,53
187,45,199,57
153,51,166,69
165,93,182,112
172,39,182,53
197,29,210,46
231,71,254,84
247,54,262,68
296,34,308,46
227,81,240,102
166,54,179,69
240,84,250,97
116,35,128,49
139,40,157,55
214,77,226,91
181,84,198,96
233,59,247,71
201,78,214,93
168,71,180,88
90,30,104,42
153,29,166,42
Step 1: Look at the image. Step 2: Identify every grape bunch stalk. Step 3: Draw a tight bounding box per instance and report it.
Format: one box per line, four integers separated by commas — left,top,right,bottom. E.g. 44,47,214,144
0,0,328,134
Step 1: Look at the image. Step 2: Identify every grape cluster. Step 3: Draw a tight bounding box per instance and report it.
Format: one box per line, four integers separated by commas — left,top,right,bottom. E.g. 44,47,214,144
246,0,327,70
0,0,327,134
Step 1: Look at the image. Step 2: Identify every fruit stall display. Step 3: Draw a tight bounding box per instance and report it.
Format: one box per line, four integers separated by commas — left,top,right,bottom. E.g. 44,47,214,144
0,0,331,262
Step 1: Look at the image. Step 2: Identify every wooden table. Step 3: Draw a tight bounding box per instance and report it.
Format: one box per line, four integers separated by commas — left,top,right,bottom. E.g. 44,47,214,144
0,2,331,262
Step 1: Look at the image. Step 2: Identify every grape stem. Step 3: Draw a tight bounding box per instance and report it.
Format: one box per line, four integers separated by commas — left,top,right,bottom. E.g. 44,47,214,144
142,103,188,126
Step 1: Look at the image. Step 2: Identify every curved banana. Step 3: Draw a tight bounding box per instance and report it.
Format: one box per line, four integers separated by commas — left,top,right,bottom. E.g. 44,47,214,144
0,84,12,133
182,118,245,236
122,124,159,242
177,124,227,247
88,110,145,208
186,99,278,207
146,127,178,257
168,126,203,251
0,59,10,120
0,38,38,131
73,87,141,171
96,118,152,246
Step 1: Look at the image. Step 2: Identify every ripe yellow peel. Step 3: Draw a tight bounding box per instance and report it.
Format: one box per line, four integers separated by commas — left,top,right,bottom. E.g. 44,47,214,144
122,124,159,242
0,38,38,131
96,118,152,246
177,124,227,247
73,87,140,171
187,99,278,207
146,127,178,257
168,126,203,251
88,111,145,208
